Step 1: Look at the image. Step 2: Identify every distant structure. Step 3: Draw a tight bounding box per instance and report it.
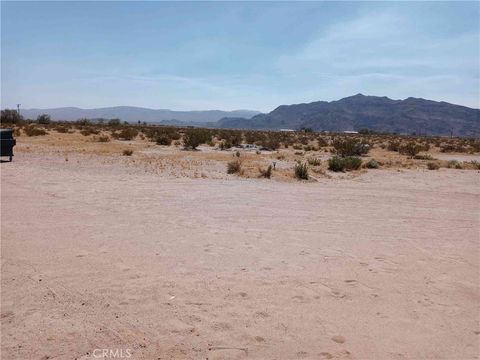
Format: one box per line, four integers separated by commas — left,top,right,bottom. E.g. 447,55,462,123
17,104,21,116
343,130,359,134
280,129,295,132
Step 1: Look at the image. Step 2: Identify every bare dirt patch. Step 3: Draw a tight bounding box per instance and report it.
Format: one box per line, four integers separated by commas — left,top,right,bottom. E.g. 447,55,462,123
1,148,479,359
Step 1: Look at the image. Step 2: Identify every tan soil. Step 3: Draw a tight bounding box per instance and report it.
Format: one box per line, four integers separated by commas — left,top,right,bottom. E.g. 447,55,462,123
1,143,479,359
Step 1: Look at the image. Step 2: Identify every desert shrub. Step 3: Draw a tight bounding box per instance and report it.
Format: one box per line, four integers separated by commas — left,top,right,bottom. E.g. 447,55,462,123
317,137,329,147
219,140,232,150
440,144,467,153
183,128,211,150
365,159,380,169
307,157,321,166
469,140,480,153
332,138,369,157
1,109,23,124
343,157,362,171
74,118,91,126
112,127,138,140
413,153,434,160
36,114,51,124
227,159,242,174
24,125,47,136
122,149,133,156
259,165,272,179
94,135,110,142
399,142,422,157
244,131,258,144
108,118,121,126
328,156,346,172
387,141,401,152
469,160,480,169
294,162,309,180
80,127,100,136
54,125,70,133
156,135,172,146
427,162,440,170
298,136,309,145
447,160,463,169
261,137,280,150
293,144,303,150
328,156,362,172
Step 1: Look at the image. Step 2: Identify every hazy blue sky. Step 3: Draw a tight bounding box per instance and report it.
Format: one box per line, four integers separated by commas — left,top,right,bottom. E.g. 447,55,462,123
1,1,479,111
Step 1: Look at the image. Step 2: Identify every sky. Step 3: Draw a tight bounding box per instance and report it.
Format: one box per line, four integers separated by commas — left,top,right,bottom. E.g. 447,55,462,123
1,1,479,112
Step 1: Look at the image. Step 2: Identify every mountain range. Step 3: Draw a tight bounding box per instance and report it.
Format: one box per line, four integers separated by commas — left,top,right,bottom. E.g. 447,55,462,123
19,106,260,123
17,95,480,136
218,94,479,137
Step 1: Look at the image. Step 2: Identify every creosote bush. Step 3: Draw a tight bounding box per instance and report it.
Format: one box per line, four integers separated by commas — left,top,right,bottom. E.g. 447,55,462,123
294,162,309,180
332,138,370,157
122,149,133,156
80,127,100,136
328,156,362,172
54,125,70,133
24,126,48,136
183,128,211,150
112,128,138,141
399,142,422,157
156,135,172,146
427,162,440,170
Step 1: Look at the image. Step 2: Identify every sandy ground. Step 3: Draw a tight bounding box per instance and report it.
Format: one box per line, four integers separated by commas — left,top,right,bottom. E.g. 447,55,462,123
1,151,479,360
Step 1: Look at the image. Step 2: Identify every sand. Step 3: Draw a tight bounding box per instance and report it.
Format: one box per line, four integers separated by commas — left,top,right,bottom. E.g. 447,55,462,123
1,151,479,360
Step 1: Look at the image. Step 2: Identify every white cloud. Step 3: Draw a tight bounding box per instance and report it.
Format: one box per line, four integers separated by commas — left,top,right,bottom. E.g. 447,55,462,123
273,8,479,108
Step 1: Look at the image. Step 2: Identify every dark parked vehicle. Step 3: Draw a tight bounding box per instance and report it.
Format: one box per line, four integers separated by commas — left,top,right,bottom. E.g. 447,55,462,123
0,129,16,162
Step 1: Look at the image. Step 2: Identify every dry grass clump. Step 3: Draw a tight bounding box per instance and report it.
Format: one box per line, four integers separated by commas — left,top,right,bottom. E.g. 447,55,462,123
259,165,273,179
413,153,435,160
427,162,440,170
122,149,133,156
447,160,463,169
294,161,309,180
227,159,242,174
307,157,321,166
365,159,380,169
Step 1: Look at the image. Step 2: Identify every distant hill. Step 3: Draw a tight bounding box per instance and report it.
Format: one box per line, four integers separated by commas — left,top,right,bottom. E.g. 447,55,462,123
216,94,480,137
19,106,260,123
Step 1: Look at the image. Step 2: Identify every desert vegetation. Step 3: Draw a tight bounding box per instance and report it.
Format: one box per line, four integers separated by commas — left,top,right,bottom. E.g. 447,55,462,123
2,110,479,181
